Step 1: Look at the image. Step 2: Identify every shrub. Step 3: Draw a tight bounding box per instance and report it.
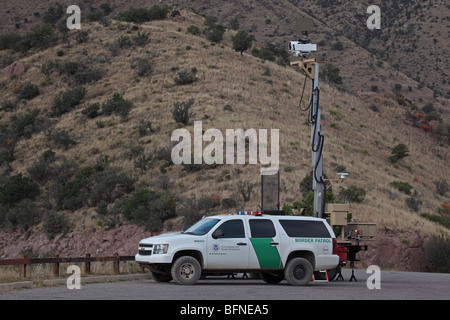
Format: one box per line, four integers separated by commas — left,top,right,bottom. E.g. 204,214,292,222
18,82,40,100
122,189,176,232
133,32,149,46
102,92,134,119
122,6,168,23
237,180,255,202
4,199,40,231
222,197,236,209
0,174,40,206
174,68,197,85
50,86,86,117
131,56,153,77
423,235,450,273
321,63,343,85
405,190,422,212
50,129,77,150
178,195,215,226
187,25,201,36
389,143,409,163
82,103,100,118
27,150,56,183
390,181,413,195
338,185,366,203
172,98,195,125
43,3,64,24
435,180,449,196
43,212,70,239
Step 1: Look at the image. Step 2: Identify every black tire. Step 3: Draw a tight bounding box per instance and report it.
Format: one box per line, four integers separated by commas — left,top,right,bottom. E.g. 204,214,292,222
260,272,284,284
284,257,313,286
171,256,202,285
151,271,172,283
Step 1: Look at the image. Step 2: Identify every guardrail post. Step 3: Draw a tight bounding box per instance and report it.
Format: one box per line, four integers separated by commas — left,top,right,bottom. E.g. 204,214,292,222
20,255,26,278
84,253,91,275
113,253,119,274
53,254,60,276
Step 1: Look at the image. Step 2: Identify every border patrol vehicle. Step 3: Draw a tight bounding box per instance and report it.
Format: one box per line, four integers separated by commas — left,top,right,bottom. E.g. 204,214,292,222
135,211,339,285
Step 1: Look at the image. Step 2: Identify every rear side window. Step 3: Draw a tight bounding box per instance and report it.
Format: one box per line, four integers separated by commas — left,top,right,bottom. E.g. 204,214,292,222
279,220,331,238
249,219,276,238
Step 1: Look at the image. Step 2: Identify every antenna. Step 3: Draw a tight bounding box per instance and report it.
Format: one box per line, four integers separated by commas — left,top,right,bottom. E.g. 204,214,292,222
295,17,314,42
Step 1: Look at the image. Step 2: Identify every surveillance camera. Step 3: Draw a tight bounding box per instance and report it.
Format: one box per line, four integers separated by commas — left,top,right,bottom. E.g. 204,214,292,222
337,172,349,179
288,41,317,57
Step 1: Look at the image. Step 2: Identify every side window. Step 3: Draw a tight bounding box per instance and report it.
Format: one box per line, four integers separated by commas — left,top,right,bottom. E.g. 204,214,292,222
215,220,245,238
279,220,331,238
249,219,276,238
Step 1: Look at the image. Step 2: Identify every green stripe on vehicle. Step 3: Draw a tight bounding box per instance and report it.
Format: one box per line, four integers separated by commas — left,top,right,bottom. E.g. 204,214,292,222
250,238,283,269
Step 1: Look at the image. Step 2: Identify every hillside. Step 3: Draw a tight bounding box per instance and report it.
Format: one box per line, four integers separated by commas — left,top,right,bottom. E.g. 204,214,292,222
0,4,449,271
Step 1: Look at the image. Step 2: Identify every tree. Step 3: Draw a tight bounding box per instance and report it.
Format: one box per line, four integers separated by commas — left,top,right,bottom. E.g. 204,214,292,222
389,143,410,163
321,63,343,85
231,30,255,55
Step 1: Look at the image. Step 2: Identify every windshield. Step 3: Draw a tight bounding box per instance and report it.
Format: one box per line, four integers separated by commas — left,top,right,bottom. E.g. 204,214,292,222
183,218,220,235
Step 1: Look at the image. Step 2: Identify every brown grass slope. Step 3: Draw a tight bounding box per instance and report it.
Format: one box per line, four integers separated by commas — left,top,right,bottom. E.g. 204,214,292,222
1,9,448,238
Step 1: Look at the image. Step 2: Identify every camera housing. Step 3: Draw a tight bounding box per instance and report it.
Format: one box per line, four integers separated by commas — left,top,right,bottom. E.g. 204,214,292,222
289,41,317,57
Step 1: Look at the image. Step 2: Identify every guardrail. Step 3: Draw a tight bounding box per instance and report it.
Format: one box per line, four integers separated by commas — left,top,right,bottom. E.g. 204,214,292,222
0,253,138,278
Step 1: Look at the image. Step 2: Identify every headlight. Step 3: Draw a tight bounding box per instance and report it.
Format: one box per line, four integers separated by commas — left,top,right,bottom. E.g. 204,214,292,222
153,244,169,254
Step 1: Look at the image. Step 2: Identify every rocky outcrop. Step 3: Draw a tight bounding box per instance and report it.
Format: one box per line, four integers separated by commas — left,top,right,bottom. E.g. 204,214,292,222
357,228,426,272
0,224,152,259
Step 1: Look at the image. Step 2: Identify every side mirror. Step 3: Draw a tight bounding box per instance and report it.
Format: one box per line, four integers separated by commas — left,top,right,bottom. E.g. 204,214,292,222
212,229,224,239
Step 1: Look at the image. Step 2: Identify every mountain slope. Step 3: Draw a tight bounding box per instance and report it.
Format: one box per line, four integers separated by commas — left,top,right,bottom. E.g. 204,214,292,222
0,6,449,270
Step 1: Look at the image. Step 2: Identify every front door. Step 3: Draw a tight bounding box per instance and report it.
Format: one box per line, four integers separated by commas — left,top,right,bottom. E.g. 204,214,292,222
206,219,249,269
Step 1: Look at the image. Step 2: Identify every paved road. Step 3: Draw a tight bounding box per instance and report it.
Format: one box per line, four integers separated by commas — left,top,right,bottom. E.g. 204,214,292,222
1,269,449,301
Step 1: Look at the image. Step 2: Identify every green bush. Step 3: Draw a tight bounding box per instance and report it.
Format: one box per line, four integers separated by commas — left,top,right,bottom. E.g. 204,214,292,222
172,98,195,125
187,25,201,36
435,180,449,196
102,92,134,119
405,190,422,212
338,185,366,203
423,235,450,273
174,68,197,85
82,103,100,119
390,181,413,195
321,63,343,85
0,174,40,206
122,189,176,232
4,199,40,231
122,6,168,23
389,143,410,163
50,86,86,117
43,212,70,239
18,82,40,100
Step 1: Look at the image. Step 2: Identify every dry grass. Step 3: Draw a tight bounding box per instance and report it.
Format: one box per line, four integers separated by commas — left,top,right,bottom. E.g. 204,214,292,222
0,9,448,241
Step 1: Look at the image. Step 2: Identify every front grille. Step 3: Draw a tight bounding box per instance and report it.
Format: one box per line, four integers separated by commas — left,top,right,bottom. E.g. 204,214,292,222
139,243,153,256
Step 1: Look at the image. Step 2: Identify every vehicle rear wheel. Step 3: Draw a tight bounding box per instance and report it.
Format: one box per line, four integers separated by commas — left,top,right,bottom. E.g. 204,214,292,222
171,256,202,285
284,257,313,286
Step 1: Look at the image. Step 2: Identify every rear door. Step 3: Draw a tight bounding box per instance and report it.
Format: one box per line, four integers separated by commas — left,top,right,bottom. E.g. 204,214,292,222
248,218,283,269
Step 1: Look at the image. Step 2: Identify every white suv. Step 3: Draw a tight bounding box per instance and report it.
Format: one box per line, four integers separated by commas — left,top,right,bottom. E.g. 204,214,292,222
135,212,339,285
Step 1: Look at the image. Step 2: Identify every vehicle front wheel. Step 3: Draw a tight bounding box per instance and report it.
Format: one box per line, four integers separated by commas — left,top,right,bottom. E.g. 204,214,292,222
284,257,313,286
171,256,202,285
